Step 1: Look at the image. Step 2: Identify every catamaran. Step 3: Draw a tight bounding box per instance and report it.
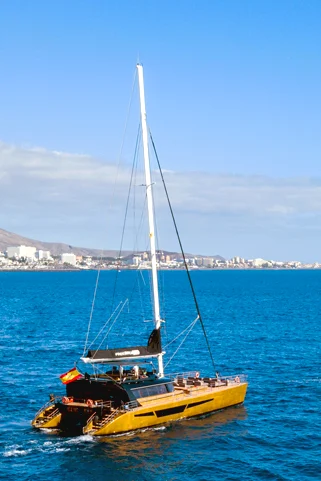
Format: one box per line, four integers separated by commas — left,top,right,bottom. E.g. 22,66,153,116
32,64,247,436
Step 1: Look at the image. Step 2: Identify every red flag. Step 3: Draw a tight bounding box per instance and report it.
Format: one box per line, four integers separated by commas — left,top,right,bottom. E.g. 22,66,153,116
59,367,83,384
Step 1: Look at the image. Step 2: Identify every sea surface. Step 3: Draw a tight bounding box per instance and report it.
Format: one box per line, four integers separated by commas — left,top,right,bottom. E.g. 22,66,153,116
0,269,320,480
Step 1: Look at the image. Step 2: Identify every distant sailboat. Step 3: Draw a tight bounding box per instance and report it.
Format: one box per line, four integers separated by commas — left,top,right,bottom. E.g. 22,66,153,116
32,64,247,436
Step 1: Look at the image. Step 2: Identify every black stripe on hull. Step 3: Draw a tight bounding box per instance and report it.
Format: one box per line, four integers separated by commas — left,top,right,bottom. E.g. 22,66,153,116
134,412,155,417
187,398,214,409
155,405,187,418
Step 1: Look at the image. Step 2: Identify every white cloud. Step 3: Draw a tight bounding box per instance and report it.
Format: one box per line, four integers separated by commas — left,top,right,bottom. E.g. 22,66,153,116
1,140,321,260
156,170,321,218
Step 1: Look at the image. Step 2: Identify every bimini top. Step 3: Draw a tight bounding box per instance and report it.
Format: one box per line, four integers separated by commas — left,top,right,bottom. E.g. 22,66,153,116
81,328,163,364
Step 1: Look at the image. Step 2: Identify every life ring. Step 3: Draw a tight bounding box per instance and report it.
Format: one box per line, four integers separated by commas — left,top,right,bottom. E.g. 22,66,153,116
235,376,240,383
87,399,94,407
195,372,200,379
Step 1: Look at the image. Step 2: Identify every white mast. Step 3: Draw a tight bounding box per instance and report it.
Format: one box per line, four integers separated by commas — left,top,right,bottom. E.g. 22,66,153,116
137,64,164,378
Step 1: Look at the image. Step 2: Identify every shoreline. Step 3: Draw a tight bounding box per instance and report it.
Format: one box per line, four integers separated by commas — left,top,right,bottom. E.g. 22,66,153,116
0,267,320,273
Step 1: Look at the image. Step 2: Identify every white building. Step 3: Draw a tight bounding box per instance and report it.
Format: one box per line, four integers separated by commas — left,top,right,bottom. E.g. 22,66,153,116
37,250,52,260
0,251,8,265
203,257,214,267
252,258,269,267
6,245,36,260
132,256,141,266
61,253,76,266
232,256,242,264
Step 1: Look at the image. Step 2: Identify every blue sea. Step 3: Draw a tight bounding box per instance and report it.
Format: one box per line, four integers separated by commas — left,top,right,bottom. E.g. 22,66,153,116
0,270,320,480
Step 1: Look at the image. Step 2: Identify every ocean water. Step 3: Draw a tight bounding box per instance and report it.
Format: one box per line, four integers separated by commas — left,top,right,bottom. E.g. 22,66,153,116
0,269,320,480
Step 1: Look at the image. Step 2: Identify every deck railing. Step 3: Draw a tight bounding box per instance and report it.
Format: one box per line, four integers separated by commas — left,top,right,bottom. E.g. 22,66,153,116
33,396,63,419
166,371,199,381
166,372,248,383
122,399,139,411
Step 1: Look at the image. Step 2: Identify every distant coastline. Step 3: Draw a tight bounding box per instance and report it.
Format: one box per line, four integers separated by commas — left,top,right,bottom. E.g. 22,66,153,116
1,266,320,273
1,228,318,270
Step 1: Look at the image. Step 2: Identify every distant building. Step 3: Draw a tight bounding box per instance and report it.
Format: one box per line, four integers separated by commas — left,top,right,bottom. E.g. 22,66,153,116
0,251,7,265
6,245,36,260
252,258,268,267
36,250,52,260
61,253,76,266
203,257,214,267
132,256,141,266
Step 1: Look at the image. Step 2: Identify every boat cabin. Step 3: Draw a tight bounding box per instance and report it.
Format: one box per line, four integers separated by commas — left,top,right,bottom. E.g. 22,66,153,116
65,359,174,409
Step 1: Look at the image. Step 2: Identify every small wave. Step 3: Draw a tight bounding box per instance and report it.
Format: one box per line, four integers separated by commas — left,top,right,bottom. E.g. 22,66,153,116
53,447,71,453
3,448,30,457
39,428,60,433
110,425,169,438
66,435,94,444
3,435,93,459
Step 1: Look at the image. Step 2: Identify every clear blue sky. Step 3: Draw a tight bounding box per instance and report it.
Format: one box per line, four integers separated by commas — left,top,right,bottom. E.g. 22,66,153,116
1,1,321,261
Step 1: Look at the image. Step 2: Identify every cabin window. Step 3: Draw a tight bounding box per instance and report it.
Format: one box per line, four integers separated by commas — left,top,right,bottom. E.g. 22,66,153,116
133,383,168,398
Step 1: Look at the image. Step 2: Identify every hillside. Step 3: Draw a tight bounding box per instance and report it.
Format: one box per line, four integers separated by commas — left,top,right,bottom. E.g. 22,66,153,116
0,228,123,257
0,228,225,260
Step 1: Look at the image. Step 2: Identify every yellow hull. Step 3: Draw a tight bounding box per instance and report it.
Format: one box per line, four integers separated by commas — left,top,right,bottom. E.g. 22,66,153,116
84,382,247,436
32,405,62,429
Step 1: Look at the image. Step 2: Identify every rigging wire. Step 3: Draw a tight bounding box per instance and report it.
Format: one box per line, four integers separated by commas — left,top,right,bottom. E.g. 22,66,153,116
87,301,124,350
164,315,200,369
108,124,141,325
93,299,129,354
107,124,156,341
149,131,216,373
107,123,152,341
132,137,147,324
83,269,101,356
84,67,138,352
164,315,199,349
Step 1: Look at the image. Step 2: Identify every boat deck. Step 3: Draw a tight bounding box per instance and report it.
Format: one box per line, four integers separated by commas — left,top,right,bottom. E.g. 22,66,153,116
137,378,244,408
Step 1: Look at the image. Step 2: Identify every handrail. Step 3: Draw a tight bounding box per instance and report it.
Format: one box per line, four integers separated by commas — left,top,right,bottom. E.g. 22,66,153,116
105,407,120,421
33,396,62,419
123,400,139,410
221,374,248,382
83,412,96,431
46,408,60,420
34,408,60,426
166,372,248,383
166,371,199,380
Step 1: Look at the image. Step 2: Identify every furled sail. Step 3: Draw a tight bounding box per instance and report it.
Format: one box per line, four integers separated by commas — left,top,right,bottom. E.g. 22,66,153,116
81,329,163,364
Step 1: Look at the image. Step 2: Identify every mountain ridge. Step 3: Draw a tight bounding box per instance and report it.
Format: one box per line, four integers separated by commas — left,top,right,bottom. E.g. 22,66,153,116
0,228,225,260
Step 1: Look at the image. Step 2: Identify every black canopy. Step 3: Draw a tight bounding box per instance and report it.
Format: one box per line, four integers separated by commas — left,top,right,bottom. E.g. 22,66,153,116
82,328,162,364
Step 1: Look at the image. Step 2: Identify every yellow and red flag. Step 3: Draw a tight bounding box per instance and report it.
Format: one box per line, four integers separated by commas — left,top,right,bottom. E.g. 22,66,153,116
59,367,83,384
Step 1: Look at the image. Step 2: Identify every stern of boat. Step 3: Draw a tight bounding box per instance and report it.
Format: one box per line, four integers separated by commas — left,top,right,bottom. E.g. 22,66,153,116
31,397,62,429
